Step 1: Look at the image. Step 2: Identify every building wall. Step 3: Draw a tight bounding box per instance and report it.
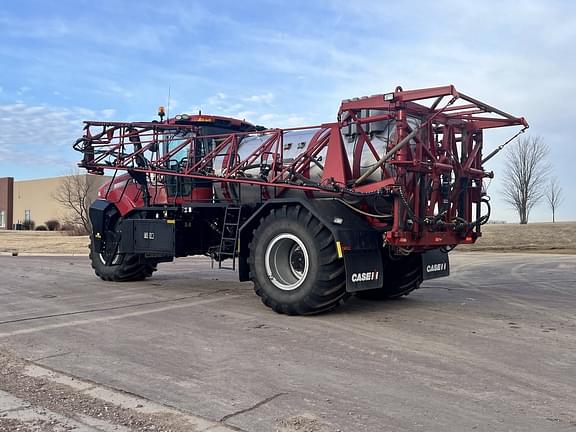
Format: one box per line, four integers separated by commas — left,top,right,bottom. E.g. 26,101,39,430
13,175,110,228
0,177,14,229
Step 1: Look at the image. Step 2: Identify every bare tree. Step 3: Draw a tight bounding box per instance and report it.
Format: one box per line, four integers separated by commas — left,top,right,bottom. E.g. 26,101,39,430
502,136,549,224
54,172,95,234
545,178,563,223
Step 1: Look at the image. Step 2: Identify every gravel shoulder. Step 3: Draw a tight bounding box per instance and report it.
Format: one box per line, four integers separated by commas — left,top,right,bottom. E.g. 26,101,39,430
0,350,235,432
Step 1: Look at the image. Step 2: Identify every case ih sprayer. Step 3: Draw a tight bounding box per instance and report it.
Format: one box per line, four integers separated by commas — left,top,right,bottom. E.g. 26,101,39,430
74,85,527,315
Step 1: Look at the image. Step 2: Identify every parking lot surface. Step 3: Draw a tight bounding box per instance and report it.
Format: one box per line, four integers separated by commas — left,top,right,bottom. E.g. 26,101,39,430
1,252,575,431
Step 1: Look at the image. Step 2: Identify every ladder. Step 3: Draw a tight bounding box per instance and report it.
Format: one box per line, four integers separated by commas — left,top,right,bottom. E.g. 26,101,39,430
217,205,242,270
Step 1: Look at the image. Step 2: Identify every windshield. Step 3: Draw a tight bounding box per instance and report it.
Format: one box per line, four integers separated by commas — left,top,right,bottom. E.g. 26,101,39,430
163,129,193,163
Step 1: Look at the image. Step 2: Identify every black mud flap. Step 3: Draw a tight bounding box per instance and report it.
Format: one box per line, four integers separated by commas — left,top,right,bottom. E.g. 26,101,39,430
337,229,384,292
422,249,450,280
89,199,116,254
342,248,384,292
120,219,176,255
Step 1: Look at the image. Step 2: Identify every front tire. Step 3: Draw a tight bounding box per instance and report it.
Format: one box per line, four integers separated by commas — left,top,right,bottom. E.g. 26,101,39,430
248,206,348,315
89,209,157,282
89,242,157,282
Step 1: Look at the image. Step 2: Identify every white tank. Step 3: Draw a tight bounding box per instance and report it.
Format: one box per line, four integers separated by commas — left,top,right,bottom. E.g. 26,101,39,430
212,116,420,203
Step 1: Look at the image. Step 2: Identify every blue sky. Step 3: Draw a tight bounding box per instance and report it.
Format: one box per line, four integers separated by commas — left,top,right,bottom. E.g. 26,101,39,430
0,0,574,222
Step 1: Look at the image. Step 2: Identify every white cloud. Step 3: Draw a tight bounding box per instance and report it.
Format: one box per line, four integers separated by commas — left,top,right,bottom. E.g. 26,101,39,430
100,109,116,119
200,94,249,117
206,92,228,106
0,11,178,52
107,83,133,99
17,86,31,96
235,110,257,121
255,113,309,128
0,103,92,165
257,113,277,123
244,92,275,104
0,14,70,39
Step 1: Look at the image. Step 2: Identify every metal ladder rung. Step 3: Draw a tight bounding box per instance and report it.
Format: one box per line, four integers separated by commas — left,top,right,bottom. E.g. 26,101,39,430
217,205,242,270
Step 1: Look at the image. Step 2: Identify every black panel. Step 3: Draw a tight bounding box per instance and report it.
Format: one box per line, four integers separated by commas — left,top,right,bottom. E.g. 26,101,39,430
422,249,450,280
120,219,175,255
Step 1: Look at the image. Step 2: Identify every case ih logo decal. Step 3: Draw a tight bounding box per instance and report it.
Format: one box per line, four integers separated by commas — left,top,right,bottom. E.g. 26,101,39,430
426,263,447,272
351,271,379,282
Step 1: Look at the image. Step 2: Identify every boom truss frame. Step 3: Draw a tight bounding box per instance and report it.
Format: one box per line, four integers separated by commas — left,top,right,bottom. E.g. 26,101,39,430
74,85,528,249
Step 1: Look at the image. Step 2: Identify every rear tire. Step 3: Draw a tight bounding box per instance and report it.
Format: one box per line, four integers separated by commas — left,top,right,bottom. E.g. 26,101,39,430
248,206,348,315
355,253,422,300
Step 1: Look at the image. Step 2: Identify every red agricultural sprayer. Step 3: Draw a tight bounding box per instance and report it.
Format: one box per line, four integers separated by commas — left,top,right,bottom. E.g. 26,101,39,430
74,85,527,314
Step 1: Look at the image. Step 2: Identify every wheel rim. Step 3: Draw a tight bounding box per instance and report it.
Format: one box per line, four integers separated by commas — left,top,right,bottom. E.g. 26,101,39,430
99,253,121,266
98,244,121,266
265,233,309,291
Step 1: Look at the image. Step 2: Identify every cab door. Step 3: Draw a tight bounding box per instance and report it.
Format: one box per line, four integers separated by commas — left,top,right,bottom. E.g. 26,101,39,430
163,129,194,199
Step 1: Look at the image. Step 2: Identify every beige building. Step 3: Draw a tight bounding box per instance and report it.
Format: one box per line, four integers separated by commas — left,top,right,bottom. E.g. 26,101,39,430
8,175,110,229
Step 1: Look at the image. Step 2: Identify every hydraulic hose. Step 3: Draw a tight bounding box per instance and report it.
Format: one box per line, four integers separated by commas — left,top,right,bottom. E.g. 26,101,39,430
395,187,492,229
474,198,491,226
334,198,392,219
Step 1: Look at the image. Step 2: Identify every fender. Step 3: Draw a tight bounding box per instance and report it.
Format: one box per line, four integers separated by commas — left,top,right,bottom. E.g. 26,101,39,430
97,173,170,216
97,175,142,216
238,198,384,292
88,199,119,253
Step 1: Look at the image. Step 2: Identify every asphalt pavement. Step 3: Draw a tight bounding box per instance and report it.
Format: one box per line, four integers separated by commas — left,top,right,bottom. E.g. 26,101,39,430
0,252,575,432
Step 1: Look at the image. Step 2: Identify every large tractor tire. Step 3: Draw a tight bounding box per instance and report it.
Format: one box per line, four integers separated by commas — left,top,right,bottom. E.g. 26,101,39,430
355,252,422,300
90,245,157,282
248,206,348,315
89,211,157,282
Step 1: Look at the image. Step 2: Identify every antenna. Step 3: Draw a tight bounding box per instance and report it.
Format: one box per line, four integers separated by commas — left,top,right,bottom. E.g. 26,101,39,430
167,85,171,120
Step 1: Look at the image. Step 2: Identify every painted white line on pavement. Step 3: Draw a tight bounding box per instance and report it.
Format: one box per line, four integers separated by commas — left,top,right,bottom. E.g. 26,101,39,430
0,295,240,338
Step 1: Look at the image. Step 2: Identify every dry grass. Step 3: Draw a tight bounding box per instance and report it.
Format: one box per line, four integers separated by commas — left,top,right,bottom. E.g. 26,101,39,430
459,221,576,254
1,222,575,255
0,231,89,255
